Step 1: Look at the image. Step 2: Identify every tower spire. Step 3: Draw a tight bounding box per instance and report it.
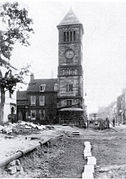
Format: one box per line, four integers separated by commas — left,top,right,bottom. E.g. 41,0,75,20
70,6,73,12
58,9,81,26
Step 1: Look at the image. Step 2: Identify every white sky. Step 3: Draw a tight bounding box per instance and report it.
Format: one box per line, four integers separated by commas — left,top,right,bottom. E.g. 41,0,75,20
1,0,126,114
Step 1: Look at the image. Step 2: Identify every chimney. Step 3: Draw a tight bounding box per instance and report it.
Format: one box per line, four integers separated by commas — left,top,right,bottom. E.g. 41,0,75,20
30,73,34,82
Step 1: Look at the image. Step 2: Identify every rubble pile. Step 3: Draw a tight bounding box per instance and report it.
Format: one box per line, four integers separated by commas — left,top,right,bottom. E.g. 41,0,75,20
0,121,47,135
5,159,24,175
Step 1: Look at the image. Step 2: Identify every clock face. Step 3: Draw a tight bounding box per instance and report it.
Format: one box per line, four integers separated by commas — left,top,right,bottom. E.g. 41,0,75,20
65,49,74,59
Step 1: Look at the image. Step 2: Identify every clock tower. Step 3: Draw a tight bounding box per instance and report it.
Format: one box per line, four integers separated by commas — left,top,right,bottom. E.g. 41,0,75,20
57,9,84,125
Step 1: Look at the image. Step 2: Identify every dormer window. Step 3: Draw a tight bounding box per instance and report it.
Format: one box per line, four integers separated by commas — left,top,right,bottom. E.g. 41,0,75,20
40,84,46,92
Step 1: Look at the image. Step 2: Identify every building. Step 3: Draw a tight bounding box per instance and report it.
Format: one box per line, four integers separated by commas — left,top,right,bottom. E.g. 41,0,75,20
116,89,126,124
57,9,84,125
17,74,58,124
17,9,85,126
0,65,16,124
117,95,123,124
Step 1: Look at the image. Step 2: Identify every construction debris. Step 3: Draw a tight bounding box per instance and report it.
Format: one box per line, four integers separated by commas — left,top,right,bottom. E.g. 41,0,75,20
5,159,23,175
0,122,52,135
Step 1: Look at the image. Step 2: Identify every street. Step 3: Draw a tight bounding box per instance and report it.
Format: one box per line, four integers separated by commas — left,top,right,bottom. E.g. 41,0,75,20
0,124,126,178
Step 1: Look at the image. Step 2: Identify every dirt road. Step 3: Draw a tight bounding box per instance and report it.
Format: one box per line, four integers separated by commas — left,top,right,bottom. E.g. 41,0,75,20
53,125,126,178
0,124,126,178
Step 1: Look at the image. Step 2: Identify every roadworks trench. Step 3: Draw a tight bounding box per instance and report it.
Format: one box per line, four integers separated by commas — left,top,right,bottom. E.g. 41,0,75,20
0,133,86,178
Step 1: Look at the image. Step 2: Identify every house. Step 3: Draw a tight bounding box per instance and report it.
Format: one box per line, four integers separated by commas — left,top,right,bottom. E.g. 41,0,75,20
17,74,58,124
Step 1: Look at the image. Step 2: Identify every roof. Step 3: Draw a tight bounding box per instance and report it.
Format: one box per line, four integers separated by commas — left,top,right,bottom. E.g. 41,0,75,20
59,108,84,112
27,78,58,92
17,91,27,100
58,9,81,26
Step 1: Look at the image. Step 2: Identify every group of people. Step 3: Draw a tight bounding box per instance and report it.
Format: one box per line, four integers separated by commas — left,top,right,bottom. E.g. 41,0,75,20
88,117,116,130
98,117,116,130
105,117,116,128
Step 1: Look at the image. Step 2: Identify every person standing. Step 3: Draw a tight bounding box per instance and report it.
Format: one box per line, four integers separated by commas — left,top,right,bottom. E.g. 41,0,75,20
106,118,110,129
112,118,115,127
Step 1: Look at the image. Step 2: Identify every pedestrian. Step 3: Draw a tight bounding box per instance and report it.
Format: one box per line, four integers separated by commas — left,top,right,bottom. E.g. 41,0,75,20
106,118,110,129
112,118,115,127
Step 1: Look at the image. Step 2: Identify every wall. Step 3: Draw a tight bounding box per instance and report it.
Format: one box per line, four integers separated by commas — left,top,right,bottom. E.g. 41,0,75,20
3,91,16,123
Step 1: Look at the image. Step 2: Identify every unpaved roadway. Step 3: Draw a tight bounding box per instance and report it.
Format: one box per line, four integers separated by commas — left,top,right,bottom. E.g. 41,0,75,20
0,124,126,178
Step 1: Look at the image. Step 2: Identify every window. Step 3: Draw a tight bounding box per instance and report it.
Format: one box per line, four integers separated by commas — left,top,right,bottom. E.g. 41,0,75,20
11,107,15,114
31,110,36,120
62,70,65,75
39,110,45,120
66,84,73,92
54,83,58,91
39,95,45,106
75,69,78,75
70,31,72,41
73,31,76,41
31,96,36,106
67,31,69,42
64,32,66,42
64,31,76,42
67,100,72,106
40,84,46,92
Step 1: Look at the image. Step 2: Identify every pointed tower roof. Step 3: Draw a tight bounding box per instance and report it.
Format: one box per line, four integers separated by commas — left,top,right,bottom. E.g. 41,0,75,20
59,9,81,26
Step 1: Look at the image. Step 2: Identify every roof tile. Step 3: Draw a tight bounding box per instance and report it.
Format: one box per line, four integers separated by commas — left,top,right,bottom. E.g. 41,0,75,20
17,91,27,100
27,78,58,92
